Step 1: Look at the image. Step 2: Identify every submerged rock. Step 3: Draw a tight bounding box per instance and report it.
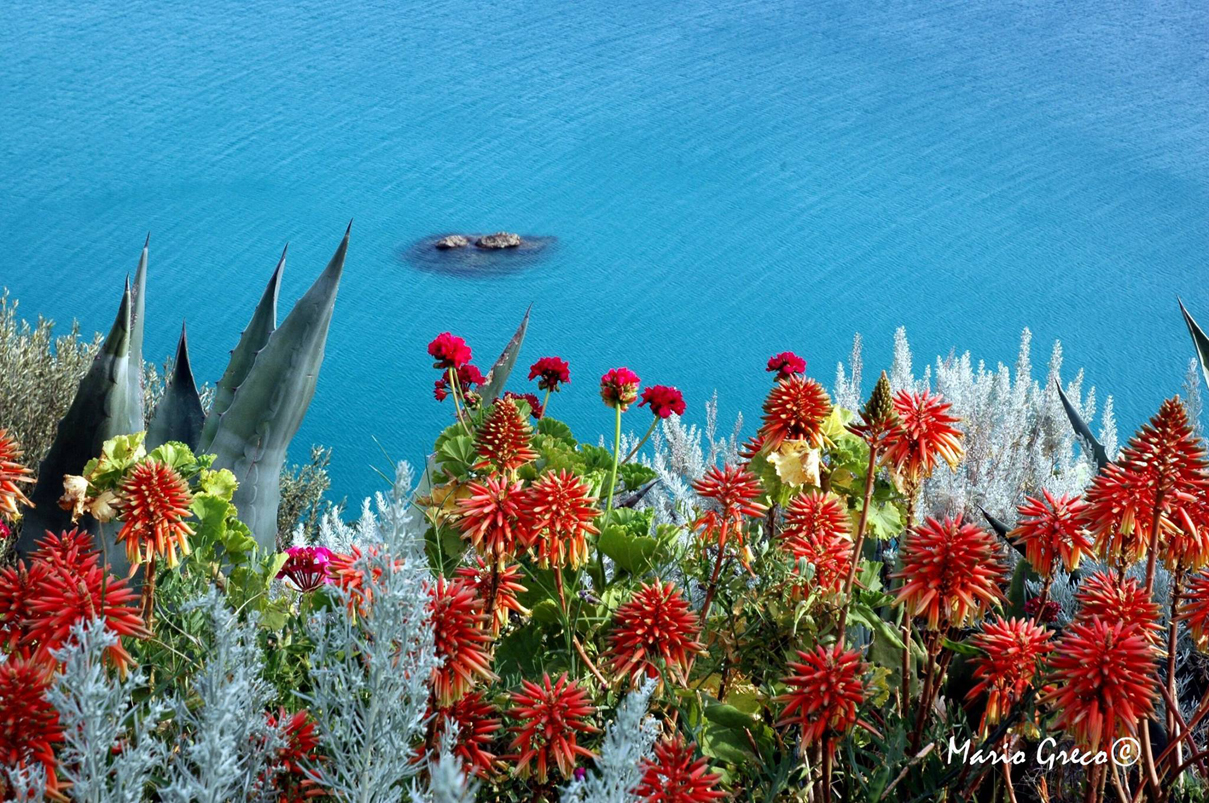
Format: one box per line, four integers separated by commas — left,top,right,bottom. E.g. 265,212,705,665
475,232,522,249
434,235,470,250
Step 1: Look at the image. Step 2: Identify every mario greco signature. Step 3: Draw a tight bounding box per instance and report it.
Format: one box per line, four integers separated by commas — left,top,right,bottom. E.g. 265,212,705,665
945,736,1142,769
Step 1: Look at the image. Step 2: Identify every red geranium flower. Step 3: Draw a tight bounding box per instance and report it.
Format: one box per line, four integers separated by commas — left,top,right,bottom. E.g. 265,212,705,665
777,645,866,746
1045,618,1158,751
1073,570,1162,644
766,351,806,381
634,735,726,803
503,391,545,419
433,379,451,402
457,476,528,569
0,656,62,796
458,363,486,388
758,375,831,452
882,389,964,487
429,332,472,370
507,673,598,783
429,691,502,779
1010,491,1092,578
116,460,195,569
529,357,571,392
639,385,686,419
1082,398,1209,566
430,577,497,706
600,367,641,412
893,515,1006,630
518,470,599,569
967,617,1053,731
456,556,529,636
277,546,334,593
606,580,703,686
0,429,33,521
475,398,538,474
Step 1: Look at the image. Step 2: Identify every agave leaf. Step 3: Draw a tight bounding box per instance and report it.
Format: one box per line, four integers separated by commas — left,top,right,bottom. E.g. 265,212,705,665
479,304,531,402
1179,298,1209,390
208,229,347,550
1055,379,1109,470
199,245,286,451
978,505,1026,559
146,323,206,451
20,282,141,577
126,235,148,426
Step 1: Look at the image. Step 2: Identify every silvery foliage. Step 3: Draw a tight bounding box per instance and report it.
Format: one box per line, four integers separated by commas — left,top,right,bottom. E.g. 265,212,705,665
641,393,743,527
46,620,165,803
161,591,284,803
3,763,48,803
305,461,440,803
408,731,477,803
848,327,1110,523
1184,357,1204,442
560,680,659,803
1027,561,1176,630
833,333,864,413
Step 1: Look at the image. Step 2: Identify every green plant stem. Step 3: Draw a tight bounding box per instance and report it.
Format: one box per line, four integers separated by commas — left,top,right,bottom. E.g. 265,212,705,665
447,367,472,436
836,443,879,641
621,418,659,465
598,405,623,588
1167,570,1185,778
542,388,552,416
699,523,731,625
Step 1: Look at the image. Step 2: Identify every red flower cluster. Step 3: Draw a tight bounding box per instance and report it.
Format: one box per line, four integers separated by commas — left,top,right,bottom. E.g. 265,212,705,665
430,691,502,778
430,577,497,705
893,515,1005,630
766,351,806,381
692,464,768,564
508,673,598,783
777,645,866,746
758,375,831,452
457,476,527,569
0,657,62,797
265,708,323,803
1179,571,1209,648
882,389,964,486
503,391,545,419
639,385,686,419
519,470,599,569
456,557,528,636
780,491,852,594
634,735,726,803
1010,491,1091,578
1046,618,1157,751
967,618,1053,730
606,580,703,685
0,429,33,521
529,356,570,392
428,332,472,369
600,367,641,411
276,545,334,593
474,398,538,474
116,460,195,569
326,546,394,617
1073,571,1162,643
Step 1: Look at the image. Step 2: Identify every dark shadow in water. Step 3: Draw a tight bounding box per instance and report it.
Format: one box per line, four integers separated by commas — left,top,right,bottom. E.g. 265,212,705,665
402,234,557,278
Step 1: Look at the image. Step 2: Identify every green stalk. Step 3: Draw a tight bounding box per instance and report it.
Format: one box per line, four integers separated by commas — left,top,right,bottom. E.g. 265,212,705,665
447,367,472,435
622,417,659,465
599,405,623,588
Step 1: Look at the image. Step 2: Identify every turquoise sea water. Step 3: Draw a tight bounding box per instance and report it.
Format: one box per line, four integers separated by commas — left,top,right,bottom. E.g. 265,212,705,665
2,1,1206,501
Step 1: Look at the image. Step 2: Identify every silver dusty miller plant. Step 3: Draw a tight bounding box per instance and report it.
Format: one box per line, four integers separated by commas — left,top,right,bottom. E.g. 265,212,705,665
304,460,440,803
46,620,165,803
160,591,285,803
560,680,659,803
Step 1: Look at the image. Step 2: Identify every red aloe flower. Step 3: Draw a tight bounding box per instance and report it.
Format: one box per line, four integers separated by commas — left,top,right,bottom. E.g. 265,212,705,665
429,332,472,370
429,577,497,706
456,556,529,636
29,528,98,573
893,515,1006,630
327,546,392,616
1073,570,1162,643
503,391,545,419
639,385,686,419
1046,618,1158,751
457,476,527,569
634,735,727,802
1082,398,1209,566
882,389,964,486
0,429,34,521
1166,490,1209,572
529,356,570,392
265,708,323,803
507,673,598,783
777,644,866,746
606,580,703,686
966,617,1053,731
781,490,850,547
430,691,502,779
277,546,334,593
519,470,600,569
758,375,831,452
0,560,48,655
116,460,194,568
787,531,852,596
1010,491,1092,578
600,367,641,412
766,351,806,381
692,464,768,564
0,656,62,796
474,398,538,474
1179,571,1209,649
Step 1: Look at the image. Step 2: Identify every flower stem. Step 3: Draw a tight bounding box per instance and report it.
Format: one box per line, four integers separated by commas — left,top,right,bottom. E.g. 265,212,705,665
542,388,552,416
448,367,472,436
699,523,730,625
836,444,879,641
621,418,658,465
597,406,623,589
140,555,157,630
